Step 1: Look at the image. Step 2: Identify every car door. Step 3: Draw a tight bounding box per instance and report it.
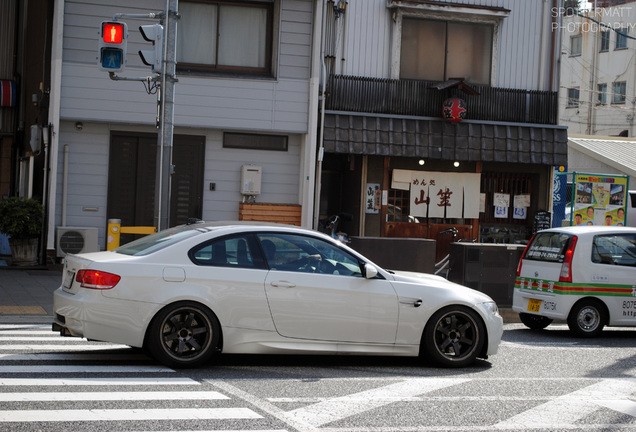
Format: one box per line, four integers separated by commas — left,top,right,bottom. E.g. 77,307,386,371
258,233,399,344
590,232,636,325
188,234,273,331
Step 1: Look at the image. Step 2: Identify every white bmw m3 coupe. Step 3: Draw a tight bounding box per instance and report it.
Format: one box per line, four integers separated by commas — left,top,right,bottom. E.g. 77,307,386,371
53,221,503,368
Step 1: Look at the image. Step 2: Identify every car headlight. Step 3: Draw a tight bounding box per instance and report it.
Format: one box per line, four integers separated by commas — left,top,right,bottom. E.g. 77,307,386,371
480,301,499,315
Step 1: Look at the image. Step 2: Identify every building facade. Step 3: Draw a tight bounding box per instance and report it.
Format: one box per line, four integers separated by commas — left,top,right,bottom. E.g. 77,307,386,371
43,0,321,254
559,0,636,136
317,0,567,254
3,0,568,263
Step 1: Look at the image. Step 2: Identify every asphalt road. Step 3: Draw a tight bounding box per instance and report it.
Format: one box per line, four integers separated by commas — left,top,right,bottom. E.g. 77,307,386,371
0,319,635,431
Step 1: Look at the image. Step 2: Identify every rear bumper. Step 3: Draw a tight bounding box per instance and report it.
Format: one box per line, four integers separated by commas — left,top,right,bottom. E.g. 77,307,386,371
53,287,152,347
512,288,571,320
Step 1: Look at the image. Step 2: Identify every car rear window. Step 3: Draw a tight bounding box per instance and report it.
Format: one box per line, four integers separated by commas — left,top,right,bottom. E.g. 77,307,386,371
115,225,204,256
524,232,573,263
592,234,636,267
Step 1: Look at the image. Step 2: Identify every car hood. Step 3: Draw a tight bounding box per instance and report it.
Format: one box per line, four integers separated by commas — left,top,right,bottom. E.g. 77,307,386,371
387,269,495,304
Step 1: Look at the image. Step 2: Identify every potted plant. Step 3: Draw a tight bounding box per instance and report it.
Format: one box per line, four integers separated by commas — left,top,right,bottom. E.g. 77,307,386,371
0,197,44,266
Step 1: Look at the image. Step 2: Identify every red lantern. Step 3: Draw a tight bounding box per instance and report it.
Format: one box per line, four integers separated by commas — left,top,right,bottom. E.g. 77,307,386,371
442,97,467,123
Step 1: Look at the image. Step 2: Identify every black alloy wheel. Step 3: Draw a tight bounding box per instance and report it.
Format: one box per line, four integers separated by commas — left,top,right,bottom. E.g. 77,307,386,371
423,306,485,367
147,301,220,368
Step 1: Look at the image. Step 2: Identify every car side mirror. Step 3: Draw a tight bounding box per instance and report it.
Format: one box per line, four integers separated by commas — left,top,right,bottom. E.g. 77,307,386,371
363,263,378,279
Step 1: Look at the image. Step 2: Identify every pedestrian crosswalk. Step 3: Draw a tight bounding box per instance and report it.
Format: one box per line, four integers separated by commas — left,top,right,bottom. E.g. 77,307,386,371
1,323,635,431
0,323,284,431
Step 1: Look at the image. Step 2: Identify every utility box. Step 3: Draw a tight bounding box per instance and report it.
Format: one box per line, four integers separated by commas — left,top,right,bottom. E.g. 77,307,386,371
448,243,526,307
240,165,262,195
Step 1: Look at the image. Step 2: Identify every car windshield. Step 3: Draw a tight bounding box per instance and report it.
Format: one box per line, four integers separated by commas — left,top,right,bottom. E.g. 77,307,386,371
525,232,573,263
115,225,204,256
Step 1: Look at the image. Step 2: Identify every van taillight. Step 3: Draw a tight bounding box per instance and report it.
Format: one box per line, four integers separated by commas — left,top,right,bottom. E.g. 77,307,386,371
516,234,536,277
558,236,578,283
76,270,121,289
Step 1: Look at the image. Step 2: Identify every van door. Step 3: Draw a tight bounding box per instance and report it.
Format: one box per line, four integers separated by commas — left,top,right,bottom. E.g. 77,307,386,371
518,231,573,285
627,191,636,227
590,233,636,325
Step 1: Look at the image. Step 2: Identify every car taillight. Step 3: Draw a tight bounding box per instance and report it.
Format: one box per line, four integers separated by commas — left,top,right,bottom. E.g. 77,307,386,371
558,235,578,283
76,270,121,289
516,234,536,277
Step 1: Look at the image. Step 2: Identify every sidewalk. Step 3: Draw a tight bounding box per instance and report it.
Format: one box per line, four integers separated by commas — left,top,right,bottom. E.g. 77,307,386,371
0,266,62,322
0,265,520,323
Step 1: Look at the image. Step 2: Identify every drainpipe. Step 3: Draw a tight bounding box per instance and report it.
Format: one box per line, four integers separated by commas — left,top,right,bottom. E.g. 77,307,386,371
46,0,64,251
312,0,329,229
62,144,69,226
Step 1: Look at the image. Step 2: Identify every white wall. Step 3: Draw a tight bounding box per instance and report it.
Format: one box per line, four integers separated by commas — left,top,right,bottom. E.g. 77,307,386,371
335,0,557,91
559,3,636,136
56,121,302,248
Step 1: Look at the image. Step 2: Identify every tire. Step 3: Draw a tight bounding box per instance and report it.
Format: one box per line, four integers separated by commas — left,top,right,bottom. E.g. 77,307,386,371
519,313,553,330
567,299,607,338
422,306,485,368
147,301,221,368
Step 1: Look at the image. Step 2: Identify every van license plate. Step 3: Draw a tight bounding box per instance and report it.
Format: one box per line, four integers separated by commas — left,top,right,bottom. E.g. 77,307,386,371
527,299,542,313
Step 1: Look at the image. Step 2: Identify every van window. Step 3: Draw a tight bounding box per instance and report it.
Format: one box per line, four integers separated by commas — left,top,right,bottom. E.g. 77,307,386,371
525,232,573,263
591,234,636,267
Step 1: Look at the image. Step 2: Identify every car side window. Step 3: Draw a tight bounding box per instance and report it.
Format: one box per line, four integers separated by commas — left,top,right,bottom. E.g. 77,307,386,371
190,234,264,269
592,234,636,267
257,233,363,277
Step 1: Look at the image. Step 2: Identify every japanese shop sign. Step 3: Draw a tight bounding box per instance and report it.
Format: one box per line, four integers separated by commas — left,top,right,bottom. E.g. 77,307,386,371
392,170,481,219
365,183,380,214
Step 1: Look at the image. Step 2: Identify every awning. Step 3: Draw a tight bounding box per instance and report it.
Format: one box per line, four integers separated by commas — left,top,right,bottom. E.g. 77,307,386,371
323,113,568,165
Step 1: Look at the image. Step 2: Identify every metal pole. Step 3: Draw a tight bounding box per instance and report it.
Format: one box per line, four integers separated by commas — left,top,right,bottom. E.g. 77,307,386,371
154,0,178,231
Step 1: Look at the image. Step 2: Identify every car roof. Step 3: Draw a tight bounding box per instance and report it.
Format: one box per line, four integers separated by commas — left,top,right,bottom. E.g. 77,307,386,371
181,220,329,237
538,226,636,236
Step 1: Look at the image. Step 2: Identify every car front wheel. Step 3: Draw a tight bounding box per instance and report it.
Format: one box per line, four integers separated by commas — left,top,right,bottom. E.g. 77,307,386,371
422,306,485,368
519,313,553,330
567,299,607,338
147,301,220,368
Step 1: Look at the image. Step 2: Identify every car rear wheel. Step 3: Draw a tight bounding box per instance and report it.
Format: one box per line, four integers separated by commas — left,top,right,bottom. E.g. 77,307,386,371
147,301,220,368
422,306,485,368
567,299,606,338
519,313,553,330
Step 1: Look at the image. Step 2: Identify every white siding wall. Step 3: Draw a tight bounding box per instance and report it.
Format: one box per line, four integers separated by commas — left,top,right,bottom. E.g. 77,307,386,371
61,0,313,133
336,0,555,91
55,0,313,248
54,121,110,246
339,0,392,77
56,121,302,249
202,131,302,221
559,3,636,136
568,148,636,187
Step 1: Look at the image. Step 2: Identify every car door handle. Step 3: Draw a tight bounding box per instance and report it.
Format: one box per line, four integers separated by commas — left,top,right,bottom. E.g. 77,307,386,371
400,299,422,308
270,281,296,288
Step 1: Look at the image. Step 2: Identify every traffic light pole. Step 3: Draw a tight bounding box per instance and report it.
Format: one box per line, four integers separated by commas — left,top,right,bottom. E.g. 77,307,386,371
106,3,178,232
155,0,178,232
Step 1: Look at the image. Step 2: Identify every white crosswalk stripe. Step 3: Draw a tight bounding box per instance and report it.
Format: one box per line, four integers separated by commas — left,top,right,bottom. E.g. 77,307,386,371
1,323,636,430
0,323,280,431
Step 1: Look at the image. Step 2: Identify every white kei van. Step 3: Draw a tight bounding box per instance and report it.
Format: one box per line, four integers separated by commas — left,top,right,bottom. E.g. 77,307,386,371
512,226,636,337
628,191,636,227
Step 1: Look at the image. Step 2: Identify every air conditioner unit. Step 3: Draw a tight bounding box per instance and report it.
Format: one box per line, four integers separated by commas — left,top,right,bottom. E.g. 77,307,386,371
56,227,99,257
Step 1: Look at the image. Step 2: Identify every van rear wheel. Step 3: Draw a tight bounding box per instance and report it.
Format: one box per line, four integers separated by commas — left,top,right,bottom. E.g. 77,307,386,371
519,313,552,330
567,299,606,338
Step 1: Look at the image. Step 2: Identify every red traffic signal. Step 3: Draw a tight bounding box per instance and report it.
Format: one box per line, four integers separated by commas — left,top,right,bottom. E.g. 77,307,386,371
102,22,125,44
98,21,127,72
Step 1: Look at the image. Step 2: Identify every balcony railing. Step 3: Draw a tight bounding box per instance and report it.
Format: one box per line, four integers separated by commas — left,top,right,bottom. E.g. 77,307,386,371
325,75,558,125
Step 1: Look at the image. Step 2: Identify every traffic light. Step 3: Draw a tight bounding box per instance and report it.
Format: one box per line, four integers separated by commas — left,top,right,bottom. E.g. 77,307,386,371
139,24,164,73
98,21,127,72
